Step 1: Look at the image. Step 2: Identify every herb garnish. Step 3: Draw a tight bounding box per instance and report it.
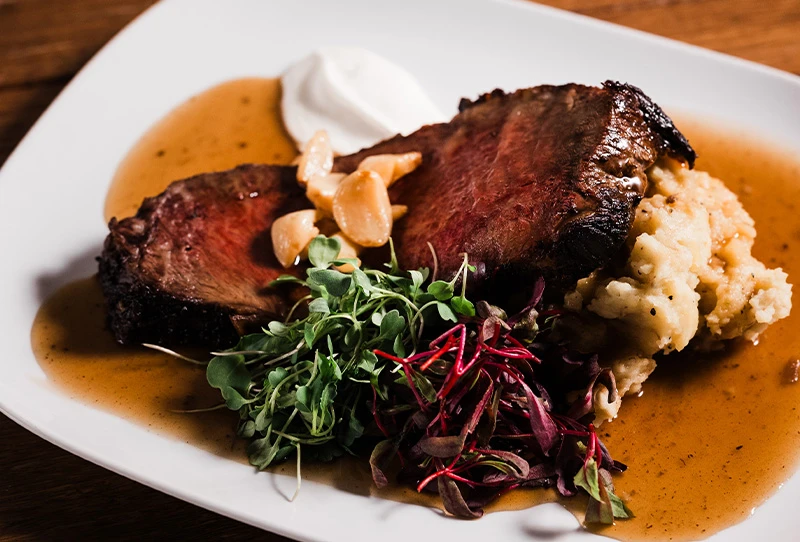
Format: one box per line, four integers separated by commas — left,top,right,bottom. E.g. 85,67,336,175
205,236,631,523
205,236,473,464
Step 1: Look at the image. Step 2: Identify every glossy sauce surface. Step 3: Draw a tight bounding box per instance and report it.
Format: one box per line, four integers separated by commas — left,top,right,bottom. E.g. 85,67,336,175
32,79,800,540
104,77,297,222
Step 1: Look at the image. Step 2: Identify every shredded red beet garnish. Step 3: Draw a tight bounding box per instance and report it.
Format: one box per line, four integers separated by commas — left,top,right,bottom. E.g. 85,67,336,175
368,292,630,520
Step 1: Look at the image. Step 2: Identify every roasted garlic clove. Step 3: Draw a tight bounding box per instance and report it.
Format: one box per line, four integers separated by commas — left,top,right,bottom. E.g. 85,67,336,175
357,152,422,187
296,130,333,187
391,204,408,221
306,173,346,216
271,209,321,268
332,170,392,247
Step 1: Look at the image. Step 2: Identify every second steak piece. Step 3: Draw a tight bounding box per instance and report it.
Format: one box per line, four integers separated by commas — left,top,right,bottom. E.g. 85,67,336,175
338,81,695,291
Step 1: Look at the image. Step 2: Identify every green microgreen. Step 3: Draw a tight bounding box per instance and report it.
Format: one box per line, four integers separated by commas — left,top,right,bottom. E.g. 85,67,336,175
205,236,466,469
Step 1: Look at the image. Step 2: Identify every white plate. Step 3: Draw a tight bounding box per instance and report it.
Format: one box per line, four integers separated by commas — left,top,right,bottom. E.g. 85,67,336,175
1,0,799,540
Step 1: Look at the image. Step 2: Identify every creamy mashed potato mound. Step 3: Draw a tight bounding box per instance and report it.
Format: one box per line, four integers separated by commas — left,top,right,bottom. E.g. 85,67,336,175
564,159,792,421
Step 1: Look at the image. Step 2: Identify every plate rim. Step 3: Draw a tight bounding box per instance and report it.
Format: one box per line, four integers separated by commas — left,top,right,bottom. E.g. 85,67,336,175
1,1,799,541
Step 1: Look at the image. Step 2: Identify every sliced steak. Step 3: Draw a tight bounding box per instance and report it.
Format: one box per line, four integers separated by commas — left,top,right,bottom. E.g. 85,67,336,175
99,81,694,347
338,82,694,293
99,165,309,347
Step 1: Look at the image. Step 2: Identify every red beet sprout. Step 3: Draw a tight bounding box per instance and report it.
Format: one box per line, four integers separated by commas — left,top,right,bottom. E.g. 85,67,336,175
368,298,628,520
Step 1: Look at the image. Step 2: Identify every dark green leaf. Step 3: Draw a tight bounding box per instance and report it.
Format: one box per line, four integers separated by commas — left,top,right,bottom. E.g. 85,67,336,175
333,258,361,268
274,445,296,463
574,458,602,502
393,334,406,357
267,367,289,388
239,420,255,438
235,333,271,352
437,302,458,322
412,372,437,403
451,296,475,317
308,235,341,268
307,268,352,297
308,297,330,314
408,270,425,293
386,238,400,274
305,441,343,462
269,275,305,287
577,457,626,524
609,491,634,519
254,406,271,431
341,413,364,448
476,301,507,321
248,437,296,470
357,350,379,375
267,321,289,336
427,280,454,301
379,309,405,339
317,353,343,381
344,323,361,347
304,322,316,348
512,307,539,343
320,383,337,416
600,467,633,519
585,489,614,525
295,385,311,412
207,355,252,409
352,267,373,295
247,436,279,469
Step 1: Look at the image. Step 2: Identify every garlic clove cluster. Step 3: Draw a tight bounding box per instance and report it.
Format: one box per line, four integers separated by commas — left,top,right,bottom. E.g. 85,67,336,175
272,129,421,271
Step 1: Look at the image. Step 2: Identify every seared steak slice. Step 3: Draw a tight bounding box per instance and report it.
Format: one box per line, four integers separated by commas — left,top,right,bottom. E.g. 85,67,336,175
338,82,694,293
99,165,309,347
100,81,694,347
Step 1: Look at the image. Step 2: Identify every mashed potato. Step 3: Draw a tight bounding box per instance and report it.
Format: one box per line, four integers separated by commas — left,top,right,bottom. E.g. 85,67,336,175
563,159,792,421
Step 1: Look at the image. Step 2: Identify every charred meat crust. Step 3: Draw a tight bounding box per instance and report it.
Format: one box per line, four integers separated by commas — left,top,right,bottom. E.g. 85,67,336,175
99,164,309,347
100,82,695,347
459,81,695,167
99,223,243,348
601,81,695,168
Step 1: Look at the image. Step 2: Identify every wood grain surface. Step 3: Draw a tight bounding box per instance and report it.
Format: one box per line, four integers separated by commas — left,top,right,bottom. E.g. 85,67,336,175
1,0,798,540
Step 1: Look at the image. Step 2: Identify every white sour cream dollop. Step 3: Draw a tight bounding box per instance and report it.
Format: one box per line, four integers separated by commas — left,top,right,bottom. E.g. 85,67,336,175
281,47,446,155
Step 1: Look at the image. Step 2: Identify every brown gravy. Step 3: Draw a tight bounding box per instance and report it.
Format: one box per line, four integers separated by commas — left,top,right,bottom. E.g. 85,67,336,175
31,277,244,460
31,79,800,540
103,77,297,222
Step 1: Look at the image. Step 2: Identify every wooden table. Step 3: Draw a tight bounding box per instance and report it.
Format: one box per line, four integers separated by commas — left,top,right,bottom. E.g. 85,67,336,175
1,0,798,539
